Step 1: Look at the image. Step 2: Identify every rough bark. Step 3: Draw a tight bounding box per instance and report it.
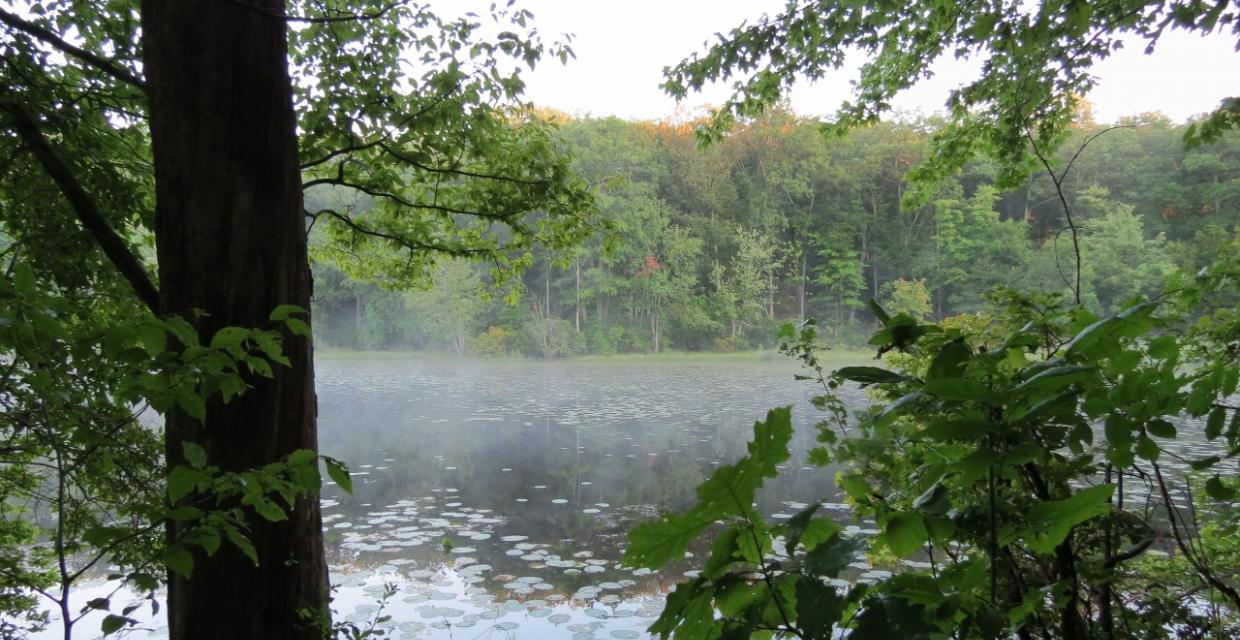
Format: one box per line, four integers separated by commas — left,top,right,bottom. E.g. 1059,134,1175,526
141,1,327,638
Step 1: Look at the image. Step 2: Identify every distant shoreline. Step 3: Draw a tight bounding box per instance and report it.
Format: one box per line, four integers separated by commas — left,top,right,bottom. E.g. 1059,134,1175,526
314,348,874,366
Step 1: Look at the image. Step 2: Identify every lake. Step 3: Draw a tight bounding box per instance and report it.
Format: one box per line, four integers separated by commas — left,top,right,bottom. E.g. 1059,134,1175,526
31,353,1218,639
314,355,867,640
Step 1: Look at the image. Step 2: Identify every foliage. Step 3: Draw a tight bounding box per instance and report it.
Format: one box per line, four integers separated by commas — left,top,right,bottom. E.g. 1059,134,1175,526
0,262,354,637
313,112,1240,355
662,0,1240,198
633,259,1240,638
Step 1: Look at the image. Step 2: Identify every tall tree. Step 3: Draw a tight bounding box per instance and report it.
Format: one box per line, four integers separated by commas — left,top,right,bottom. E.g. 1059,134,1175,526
1,1,592,637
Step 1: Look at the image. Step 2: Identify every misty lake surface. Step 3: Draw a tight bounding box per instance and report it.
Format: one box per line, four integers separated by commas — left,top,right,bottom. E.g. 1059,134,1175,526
314,355,867,640
30,354,1222,639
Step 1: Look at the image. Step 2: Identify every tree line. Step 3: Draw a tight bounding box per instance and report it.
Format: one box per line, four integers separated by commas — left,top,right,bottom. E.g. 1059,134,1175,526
311,107,1239,356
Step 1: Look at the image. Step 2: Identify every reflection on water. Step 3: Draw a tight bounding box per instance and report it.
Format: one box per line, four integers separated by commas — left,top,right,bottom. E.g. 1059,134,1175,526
314,357,864,639
29,356,1225,639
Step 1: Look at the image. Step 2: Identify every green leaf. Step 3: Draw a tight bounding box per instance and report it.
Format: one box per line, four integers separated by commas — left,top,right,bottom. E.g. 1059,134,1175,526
1190,456,1221,471
883,512,928,556
1206,405,1226,441
254,498,288,522
702,526,742,579
164,547,194,577
833,366,903,384
226,527,259,565
927,339,970,380
287,449,318,467
1205,476,1238,501
803,533,865,577
852,594,934,640
324,457,353,493
284,317,311,337
1135,436,1160,461
922,379,994,402
86,597,110,611
1147,419,1177,439
795,577,844,638
920,418,993,441
868,299,891,325
101,614,135,635
167,465,209,503
1012,365,1096,395
269,304,305,321
624,408,792,569
183,442,208,469
782,503,821,555
912,482,951,517
1025,484,1115,554
209,326,249,350
648,578,719,640
175,391,206,421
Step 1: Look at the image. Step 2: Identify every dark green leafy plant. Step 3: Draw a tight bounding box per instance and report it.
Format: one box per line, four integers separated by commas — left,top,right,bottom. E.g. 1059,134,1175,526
629,256,1240,637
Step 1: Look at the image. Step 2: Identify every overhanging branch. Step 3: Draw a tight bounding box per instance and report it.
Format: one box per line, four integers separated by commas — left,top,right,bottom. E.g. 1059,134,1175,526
0,9,146,91
1,100,160,314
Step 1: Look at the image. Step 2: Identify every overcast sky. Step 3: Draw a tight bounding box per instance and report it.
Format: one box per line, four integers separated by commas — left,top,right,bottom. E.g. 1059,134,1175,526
444,0,1238,124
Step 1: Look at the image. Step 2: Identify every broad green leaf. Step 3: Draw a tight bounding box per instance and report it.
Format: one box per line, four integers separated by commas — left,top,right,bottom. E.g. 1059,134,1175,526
795,578,844,638
226,527,259,565
324,457,353,493
851,594,934,640
1147,419,1177,439
164,547,194,577
883,512,928,556
920,418,992,441
927,339,970,380
268,304,305,321
923,379,994,402
254,498,288,522
1205,476,1238,501
284,317,311,337
167,466,209,503
648,578,718,640
287,449,318,467
183,442,208,469
782,503,821,555
833,366,903,385
625,408,792,569
703,526,742,579
175,391,206,421
1135,436,1159,461
1205,406,1226,440
101,614,134,635
802,533,865,577
209,326,249,350
1025,484,1115,554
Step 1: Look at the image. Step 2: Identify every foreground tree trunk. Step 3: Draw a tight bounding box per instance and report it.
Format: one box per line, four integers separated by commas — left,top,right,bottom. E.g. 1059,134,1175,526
142,1,327,638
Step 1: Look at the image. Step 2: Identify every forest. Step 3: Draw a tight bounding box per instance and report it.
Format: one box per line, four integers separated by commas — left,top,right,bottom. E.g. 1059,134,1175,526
311,109,1239,357
3,1,1240,640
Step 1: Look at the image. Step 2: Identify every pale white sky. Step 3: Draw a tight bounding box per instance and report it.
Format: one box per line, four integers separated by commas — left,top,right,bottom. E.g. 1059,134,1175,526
446,0,1238,124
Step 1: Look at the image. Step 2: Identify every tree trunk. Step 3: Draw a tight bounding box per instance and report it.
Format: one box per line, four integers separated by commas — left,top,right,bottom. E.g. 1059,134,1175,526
575,257,581,332
798,249,806,320
142,2,327,639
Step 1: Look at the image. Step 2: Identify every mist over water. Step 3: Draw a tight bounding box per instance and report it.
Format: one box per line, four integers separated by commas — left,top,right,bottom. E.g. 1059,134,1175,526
313,356,862,639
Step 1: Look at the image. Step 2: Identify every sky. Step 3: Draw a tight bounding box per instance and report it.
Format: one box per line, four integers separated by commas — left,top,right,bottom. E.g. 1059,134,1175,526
442,0,1239,124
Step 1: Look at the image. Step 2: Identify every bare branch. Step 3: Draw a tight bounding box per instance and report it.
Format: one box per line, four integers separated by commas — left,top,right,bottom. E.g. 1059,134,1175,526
0,9,145,90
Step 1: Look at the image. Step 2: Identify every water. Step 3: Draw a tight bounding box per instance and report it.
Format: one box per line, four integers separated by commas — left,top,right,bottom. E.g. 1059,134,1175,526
313,356,864,640
31,355,1218,638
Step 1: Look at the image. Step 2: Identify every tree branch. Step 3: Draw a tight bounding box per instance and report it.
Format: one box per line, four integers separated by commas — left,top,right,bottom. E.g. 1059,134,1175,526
219,0,412,25
306,208,492,258
1,100,160,314
0,9,146,90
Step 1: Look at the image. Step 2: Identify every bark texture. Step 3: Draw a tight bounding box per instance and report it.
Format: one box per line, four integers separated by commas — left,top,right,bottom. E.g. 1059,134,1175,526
141,1,326,638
